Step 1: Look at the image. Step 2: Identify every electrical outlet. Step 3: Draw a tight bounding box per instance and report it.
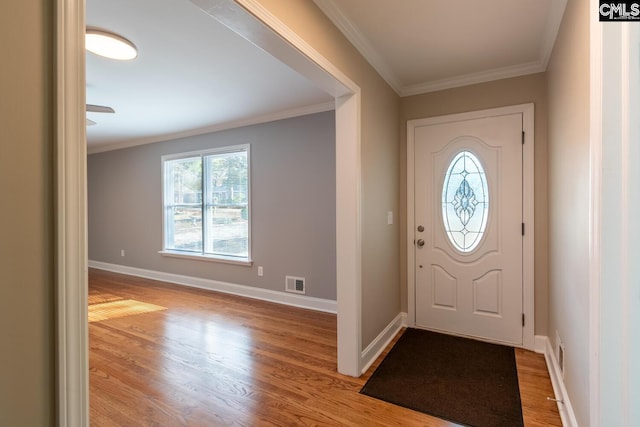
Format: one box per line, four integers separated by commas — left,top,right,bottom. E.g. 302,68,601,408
387,211,393,225
258,266,263,277
121,249,125,257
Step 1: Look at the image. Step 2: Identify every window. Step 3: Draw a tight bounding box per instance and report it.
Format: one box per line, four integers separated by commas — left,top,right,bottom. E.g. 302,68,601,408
162,145,250,263
442,150,489,253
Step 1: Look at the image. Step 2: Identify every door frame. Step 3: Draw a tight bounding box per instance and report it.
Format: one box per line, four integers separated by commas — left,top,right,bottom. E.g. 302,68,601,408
406,103,535,350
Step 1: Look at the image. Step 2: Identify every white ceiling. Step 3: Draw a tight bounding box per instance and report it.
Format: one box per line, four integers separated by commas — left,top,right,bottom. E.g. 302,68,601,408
85,0,333,151
87,0,567,151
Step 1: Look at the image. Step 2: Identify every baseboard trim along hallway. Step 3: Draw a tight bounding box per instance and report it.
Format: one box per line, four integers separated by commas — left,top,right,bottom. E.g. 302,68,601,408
88,260,337,314
538,335,579,427
360,312,406,374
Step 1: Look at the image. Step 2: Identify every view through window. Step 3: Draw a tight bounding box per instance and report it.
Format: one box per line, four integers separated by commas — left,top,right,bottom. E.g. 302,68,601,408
162,145,250,261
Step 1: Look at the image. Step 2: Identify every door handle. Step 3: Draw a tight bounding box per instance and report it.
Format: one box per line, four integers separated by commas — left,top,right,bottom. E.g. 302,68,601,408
416,239,425,248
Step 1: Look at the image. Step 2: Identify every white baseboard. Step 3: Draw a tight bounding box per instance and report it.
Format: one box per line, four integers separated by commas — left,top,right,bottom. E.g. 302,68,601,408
360,312,407,375
537,335,579,427
88,260,337,313
535,335,548,354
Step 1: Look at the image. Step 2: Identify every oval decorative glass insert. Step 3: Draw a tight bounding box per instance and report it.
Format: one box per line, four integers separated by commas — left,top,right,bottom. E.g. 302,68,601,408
442,151,489,252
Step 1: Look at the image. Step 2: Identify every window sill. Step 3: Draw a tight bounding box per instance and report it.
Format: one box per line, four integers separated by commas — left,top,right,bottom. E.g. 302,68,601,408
158,250,253,267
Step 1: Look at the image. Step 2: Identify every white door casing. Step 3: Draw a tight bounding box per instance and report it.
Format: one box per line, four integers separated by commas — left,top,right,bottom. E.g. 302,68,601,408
407,104,535,349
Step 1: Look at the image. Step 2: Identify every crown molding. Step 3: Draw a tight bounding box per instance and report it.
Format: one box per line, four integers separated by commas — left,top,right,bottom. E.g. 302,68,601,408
315,0,567,98
313,0,402,95
400,60,546,96
540,0,568,69
87,101,335,154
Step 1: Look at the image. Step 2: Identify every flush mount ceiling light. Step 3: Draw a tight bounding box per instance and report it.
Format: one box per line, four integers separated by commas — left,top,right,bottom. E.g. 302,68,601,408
86,27,137,60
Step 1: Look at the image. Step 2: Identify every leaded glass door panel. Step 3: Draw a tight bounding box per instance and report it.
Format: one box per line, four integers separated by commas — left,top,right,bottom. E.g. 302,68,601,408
413,113,523,345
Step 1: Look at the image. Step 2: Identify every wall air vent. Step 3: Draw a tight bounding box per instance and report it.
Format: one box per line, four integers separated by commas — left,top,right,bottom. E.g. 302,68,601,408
285,276,305,295
556,331,565,378
558,342,565,377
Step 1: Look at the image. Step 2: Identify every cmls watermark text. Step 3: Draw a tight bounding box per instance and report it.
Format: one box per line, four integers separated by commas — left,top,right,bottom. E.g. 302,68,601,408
599,1,640,21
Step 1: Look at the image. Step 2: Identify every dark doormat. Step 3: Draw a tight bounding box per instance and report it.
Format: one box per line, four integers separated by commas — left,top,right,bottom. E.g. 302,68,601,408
361,328,524,427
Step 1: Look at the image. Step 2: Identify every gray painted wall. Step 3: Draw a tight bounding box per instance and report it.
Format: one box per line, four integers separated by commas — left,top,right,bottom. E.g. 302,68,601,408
253,0,402,351
88,111,337,300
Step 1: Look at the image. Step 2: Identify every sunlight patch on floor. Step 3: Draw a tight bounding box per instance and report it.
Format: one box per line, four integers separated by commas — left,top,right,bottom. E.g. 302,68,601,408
88,299,167,322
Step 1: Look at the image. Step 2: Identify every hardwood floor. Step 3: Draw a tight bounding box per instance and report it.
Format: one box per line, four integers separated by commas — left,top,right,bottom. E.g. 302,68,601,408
89,268,561,426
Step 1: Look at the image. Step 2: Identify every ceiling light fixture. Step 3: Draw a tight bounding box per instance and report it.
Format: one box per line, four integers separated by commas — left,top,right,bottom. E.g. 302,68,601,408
85,27,138,60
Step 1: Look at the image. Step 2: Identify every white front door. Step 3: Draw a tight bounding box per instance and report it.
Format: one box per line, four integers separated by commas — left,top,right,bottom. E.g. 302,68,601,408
413,113,524,345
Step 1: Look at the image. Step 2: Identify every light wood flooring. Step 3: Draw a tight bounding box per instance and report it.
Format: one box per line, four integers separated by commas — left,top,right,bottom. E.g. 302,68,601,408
89,268,561,426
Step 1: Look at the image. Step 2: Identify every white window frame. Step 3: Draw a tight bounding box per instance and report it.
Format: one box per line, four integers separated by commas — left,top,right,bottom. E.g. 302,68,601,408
159,144,252,266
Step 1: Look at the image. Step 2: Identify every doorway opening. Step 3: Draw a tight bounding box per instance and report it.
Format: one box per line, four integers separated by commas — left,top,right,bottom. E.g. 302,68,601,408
56,0,362,424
